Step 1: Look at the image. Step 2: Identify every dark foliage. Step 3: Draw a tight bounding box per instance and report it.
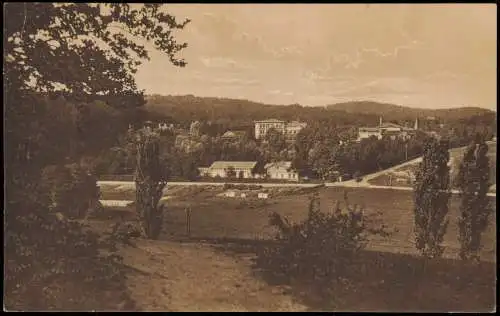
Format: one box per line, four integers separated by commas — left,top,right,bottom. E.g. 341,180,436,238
413,138,451,259
456,138,493,261
255,193,391,296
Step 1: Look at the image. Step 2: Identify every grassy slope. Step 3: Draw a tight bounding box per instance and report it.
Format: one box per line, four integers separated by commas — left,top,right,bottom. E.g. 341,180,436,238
368,142,497,190
86,205,306,312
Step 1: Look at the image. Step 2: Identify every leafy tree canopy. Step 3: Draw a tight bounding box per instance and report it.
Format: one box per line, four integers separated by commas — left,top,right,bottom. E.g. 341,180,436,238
4,3,190,108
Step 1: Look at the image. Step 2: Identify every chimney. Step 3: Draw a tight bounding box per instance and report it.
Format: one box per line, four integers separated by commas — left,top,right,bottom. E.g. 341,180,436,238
379,116,382,127
414,118,418,130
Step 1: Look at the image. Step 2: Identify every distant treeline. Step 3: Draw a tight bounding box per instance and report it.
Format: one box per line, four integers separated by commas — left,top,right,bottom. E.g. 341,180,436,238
144,95,496,133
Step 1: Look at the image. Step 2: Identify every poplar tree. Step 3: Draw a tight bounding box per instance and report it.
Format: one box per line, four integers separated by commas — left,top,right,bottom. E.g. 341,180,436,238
455,136,492,261
413,138,451,258
133,128,167,240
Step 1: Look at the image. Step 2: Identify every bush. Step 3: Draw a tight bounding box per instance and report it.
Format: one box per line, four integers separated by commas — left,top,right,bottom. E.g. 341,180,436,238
5,180,131,311
41,162,100,220
255,193,390,290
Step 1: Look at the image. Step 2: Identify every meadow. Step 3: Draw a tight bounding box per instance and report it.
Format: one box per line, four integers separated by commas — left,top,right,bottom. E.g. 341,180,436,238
94,184,496,311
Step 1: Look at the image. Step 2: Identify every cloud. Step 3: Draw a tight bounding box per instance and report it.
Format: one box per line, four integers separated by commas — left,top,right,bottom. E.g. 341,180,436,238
268,89,282,95
199,56,254,70
328,77,422,98
211,78,259,86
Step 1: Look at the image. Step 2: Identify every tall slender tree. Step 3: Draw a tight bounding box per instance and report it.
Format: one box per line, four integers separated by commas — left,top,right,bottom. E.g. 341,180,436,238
413,138,451,258
133,128,167,240
455,136,492,261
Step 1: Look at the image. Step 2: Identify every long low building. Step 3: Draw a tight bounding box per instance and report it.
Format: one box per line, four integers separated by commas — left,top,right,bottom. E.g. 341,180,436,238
198,161,258,179
357,118,418,141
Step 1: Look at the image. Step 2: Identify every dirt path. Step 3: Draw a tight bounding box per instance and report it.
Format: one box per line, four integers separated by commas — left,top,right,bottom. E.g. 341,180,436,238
120,239,307,312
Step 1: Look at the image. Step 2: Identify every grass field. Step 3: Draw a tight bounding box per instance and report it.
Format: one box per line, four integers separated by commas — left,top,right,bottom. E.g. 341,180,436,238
368,142,497,192
98,184,496,260
96,184,496,311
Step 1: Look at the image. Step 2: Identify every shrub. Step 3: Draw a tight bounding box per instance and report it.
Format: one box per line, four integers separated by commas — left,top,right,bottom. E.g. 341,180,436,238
5,178,131,311
41,162,100,220
256,192,390,290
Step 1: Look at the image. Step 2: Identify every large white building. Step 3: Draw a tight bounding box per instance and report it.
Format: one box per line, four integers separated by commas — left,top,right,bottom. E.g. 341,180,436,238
254,119,307,140
254,119,286,139
198,161,258,179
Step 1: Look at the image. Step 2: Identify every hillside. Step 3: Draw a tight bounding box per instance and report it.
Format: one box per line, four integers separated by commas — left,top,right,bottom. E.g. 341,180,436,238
144,95,383,127
143,95,496,129
326,101,495,122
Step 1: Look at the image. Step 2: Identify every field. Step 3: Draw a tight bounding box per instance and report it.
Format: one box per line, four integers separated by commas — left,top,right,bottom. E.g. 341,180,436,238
368,142,497,192
92,183,497,311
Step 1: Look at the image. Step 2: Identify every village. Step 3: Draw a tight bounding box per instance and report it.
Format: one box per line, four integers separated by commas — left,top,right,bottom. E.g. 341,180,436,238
138,116,430,184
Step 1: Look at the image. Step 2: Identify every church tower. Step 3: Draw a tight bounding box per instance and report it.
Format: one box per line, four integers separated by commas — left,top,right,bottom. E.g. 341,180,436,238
414,118,418,130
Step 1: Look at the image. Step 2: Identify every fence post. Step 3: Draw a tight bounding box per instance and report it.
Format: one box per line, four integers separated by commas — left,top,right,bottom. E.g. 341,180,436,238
185,206,191,238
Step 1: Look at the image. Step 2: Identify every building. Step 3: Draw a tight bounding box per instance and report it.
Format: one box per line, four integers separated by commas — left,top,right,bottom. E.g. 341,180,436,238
285,121,308,140
254,119,307,140
264,161,299,181
254,119,286,139
357,117,417,141
221,130,247,142
357,127,383,140
198,161,258,179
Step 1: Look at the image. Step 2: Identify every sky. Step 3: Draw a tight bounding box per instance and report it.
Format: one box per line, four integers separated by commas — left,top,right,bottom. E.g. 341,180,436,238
134,4,497,110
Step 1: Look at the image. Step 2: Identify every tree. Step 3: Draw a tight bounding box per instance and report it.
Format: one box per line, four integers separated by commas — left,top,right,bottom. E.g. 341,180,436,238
265,128,286,154
4,3,189,309
133,128,167,240
4,3,189,105
413,138,451,259
455,137,493,261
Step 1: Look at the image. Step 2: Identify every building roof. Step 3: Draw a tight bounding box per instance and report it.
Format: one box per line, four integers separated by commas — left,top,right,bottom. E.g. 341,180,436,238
254,119,285,123
221,130,246,138
264,161,292,170
380,122,405,129
209,161,257,170
359,127,381,132
360,122,412,132
287,121,307,126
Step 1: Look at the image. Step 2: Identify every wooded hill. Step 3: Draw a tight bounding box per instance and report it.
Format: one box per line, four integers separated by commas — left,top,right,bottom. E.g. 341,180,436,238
144,94,496,129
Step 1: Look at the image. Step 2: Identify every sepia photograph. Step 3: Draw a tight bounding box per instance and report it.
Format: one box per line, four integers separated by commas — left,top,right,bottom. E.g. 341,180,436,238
4,3,497,312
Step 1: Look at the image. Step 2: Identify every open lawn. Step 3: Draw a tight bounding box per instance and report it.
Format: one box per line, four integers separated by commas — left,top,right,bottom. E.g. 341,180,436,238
95,185,496,311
